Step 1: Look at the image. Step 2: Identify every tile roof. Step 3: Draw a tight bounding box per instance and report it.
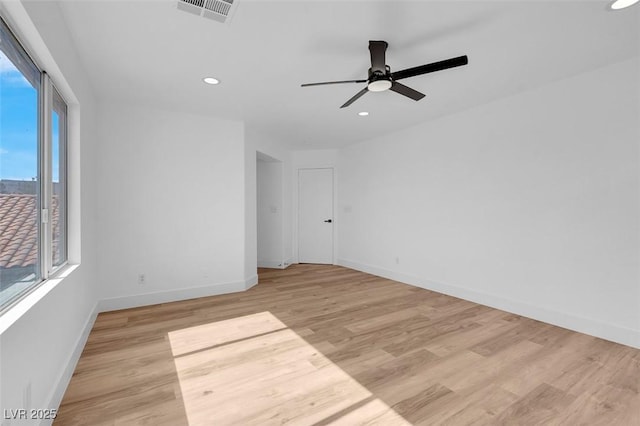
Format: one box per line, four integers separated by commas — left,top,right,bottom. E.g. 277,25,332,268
0,193,60,269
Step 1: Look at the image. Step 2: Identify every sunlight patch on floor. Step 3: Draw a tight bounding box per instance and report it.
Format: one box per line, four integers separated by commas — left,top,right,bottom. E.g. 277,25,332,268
167,311,410,425
168,311,287,356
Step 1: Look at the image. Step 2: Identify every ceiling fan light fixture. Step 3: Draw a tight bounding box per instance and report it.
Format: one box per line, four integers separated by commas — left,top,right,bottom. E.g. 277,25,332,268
611,0,639,9
367,80,392,92
358,111,369,116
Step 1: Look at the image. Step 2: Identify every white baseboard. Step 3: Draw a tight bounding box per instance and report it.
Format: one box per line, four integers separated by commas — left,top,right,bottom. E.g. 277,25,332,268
257,260,285,269
97,279,249,312
42,302,99,425
257,259,295,269
245,274,259,289
337,258,640,349
283,258,295,268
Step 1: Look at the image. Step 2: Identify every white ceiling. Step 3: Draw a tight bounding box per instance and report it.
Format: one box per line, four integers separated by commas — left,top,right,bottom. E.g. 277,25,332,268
55,0,639,149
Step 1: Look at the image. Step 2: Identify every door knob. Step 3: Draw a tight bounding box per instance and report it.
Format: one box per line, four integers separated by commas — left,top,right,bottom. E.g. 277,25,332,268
324,219,333,223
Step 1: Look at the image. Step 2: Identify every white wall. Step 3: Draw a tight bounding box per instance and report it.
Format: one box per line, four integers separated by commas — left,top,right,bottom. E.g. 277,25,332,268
338,58,640,348
0,0,100,420
257,158,284,268
96,103,248,310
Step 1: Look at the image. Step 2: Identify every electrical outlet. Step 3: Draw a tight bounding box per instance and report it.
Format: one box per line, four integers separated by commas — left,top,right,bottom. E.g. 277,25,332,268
395,257,400,264
138,274,146,285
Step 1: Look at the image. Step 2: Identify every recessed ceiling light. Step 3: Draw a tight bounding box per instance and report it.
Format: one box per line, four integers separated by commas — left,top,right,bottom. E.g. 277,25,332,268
611,0,639,9
203,77,220,85
358,111,369,117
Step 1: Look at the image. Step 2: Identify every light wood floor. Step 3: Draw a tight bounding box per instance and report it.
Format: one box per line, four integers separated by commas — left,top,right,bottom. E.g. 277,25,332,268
56,264,639,425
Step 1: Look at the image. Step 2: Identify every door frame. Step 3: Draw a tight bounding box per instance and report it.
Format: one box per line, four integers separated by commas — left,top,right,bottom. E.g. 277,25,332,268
296,167,336,265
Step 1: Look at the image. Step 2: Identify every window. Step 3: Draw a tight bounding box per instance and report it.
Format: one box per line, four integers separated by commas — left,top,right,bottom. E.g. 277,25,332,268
0,16,68,312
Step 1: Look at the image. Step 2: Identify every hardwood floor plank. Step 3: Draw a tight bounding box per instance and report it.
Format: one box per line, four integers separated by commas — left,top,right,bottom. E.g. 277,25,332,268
494,383,575,425
439,340,544,393
551,385,638,426
354,349,440,390
391,383,453,423
408,384,513,425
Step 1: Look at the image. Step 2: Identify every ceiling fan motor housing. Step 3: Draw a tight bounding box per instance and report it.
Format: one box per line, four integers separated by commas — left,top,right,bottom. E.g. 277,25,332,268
368,65,391,79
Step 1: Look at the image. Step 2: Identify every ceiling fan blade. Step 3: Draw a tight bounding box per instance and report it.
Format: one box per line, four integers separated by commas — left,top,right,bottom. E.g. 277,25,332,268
301,79,367,87
391,55,468,81
340,87,369,108
390,82,425,101
369,40,388,73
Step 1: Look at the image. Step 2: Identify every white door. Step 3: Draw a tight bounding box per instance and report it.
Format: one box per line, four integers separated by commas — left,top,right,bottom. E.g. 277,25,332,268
298,168,333,264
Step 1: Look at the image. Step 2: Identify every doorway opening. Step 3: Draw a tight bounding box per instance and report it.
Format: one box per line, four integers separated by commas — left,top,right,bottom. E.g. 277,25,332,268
256,152,285,268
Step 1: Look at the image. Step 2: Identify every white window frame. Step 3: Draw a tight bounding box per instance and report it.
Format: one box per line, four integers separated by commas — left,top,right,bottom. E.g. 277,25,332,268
0,16,68,314
51,84,68,273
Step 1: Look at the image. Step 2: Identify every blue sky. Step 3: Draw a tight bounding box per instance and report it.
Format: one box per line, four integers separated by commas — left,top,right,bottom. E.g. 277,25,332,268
1,50,60,182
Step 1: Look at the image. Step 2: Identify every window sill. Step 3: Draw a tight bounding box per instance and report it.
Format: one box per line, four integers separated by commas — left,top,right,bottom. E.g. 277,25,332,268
0,263,80,335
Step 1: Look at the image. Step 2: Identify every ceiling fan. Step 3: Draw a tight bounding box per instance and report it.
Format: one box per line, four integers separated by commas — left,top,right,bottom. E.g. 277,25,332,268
301,40,468,109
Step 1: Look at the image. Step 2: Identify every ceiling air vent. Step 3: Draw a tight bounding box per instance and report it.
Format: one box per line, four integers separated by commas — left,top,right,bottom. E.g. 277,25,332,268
177,0,238,23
